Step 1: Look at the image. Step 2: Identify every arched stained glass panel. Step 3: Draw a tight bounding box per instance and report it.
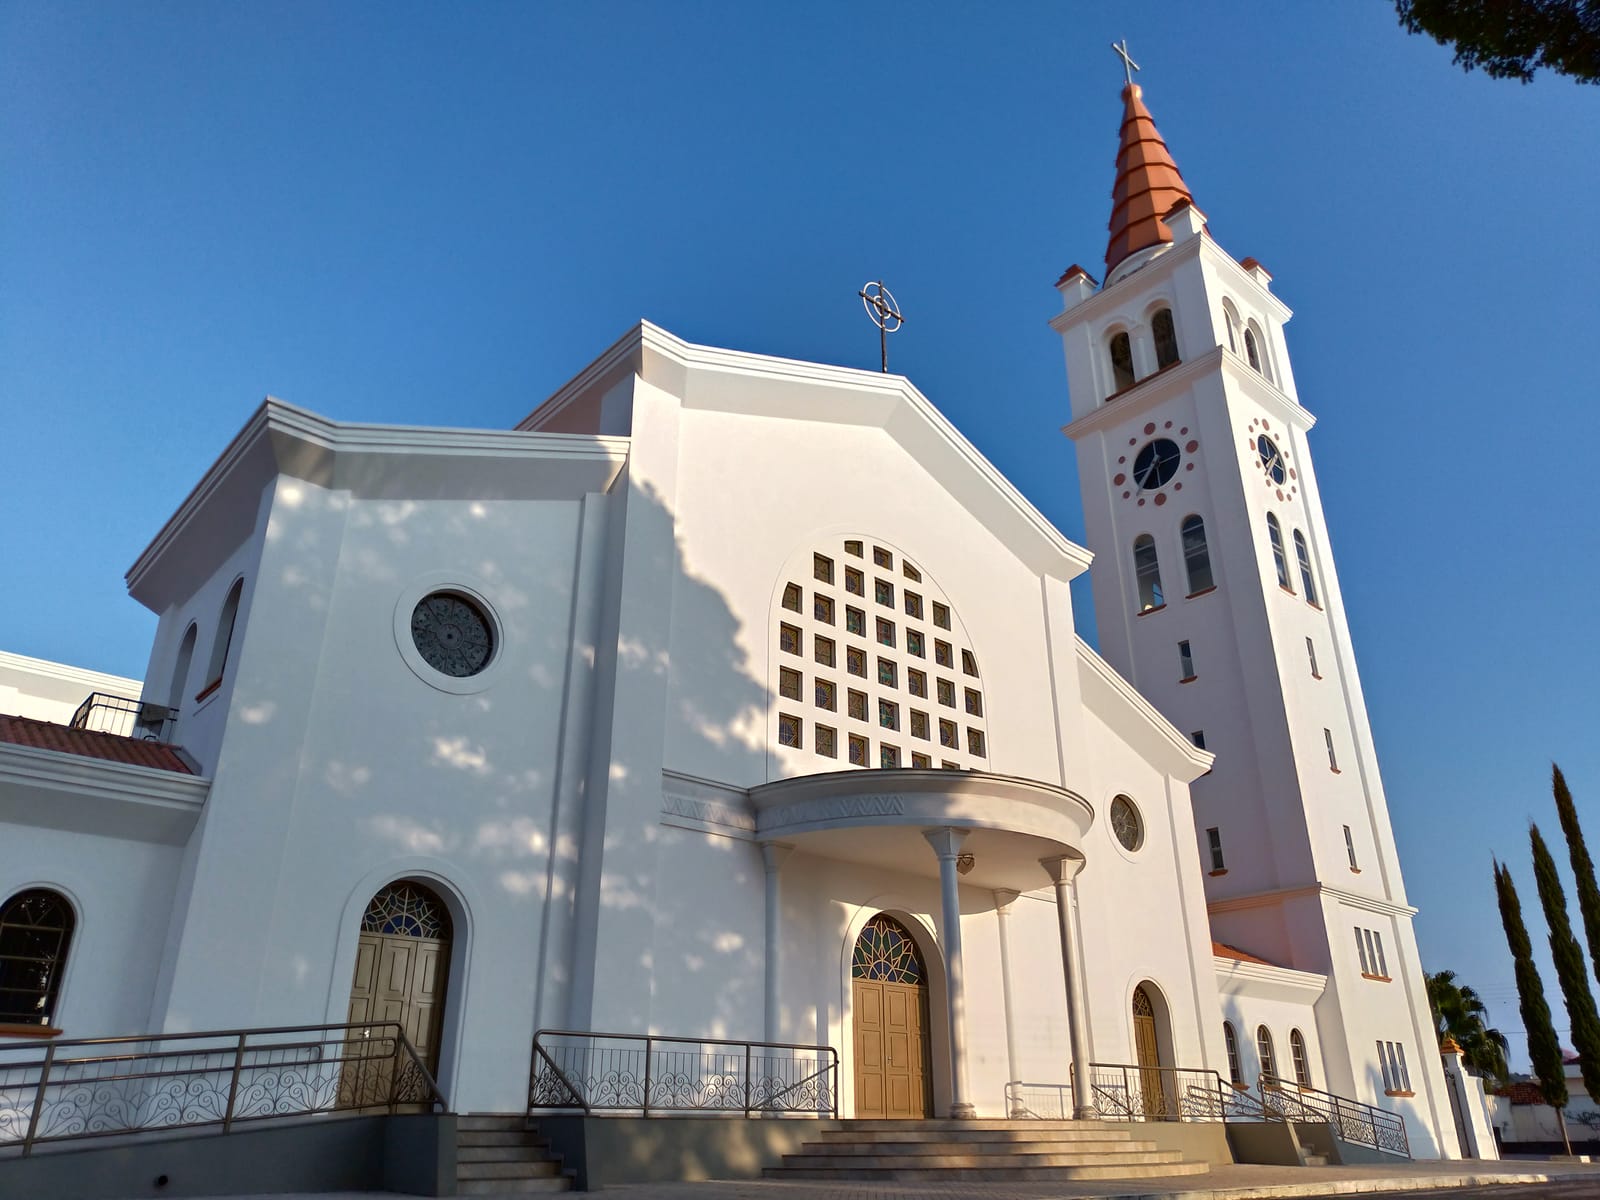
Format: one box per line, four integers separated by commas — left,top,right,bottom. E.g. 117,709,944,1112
0,889,76,1026
361,882,451,939
851,914,926,984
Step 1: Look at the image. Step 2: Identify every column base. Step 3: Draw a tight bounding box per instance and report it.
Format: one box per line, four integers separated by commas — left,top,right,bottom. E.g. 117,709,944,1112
1073,1105,1100,1120
949,1102,977,1119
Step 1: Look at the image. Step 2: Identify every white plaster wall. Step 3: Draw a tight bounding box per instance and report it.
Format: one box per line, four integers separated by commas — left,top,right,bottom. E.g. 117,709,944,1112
0,826,180,1039
0,652,140,724
148,477,600,1113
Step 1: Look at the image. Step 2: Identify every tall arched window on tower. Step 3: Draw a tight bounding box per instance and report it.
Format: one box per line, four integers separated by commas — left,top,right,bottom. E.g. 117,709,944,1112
1181,515,1213,594
1293,531,1319,605
168,623,197,711
1133,535,1164,612
1221,300,1241,354
200,578,244,700
1152,308,1180,369
1265,515,1292,591
0,889,76,1027
1108,331,1136,393
1243,326,1262,373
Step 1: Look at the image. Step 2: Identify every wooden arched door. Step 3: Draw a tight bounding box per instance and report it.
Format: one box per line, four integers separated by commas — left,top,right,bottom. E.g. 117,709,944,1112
852,914,932,1119
348,882,452,1078
1133,985,1167,1116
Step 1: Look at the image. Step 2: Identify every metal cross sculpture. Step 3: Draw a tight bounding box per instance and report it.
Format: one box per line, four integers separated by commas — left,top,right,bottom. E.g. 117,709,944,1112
859,280,904,373
1111,38,1141,86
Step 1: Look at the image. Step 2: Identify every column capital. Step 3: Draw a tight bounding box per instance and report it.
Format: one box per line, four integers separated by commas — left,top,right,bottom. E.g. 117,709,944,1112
1039,851,1087,885
992,888,1021,913
923,826,970,860
761,842,795,873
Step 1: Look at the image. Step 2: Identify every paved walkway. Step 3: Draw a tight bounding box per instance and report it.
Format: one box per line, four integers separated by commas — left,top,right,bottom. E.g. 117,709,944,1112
156,1156,1600,1199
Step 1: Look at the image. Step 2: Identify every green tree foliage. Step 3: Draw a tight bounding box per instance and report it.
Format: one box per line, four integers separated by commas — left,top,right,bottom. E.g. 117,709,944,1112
1427,969,1511,1080
1393,0,1600,84
1551,764,1600,991
1495,858,1568,1112
1531,824,1600,1105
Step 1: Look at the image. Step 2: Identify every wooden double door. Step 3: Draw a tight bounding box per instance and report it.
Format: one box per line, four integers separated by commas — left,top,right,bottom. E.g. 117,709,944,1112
852,977,931,1119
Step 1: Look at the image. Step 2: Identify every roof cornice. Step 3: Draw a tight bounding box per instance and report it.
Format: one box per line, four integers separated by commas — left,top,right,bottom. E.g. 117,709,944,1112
1075,636,1214,779
1208,882,1418,919
1213,955,1328,1002
525,321,1095,582
0,650,140,698
126,399,630,610
0,742,209,845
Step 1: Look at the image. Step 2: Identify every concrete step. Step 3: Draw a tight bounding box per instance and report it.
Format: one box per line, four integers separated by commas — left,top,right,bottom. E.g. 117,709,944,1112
458,1130,550,1147
799,1137,1160,1156
459,1144,558,1163
457,1113,537,1132
815,1127,1143,1145
835,1118,1122,1132
779,1150,1186,1170
459,1159,565,1180
458,1178,571,1195
766,1160,1211,1182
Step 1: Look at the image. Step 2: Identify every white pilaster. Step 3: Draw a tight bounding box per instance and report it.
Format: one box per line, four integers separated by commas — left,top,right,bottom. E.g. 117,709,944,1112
924,826,975,1119
993,888,1023,1116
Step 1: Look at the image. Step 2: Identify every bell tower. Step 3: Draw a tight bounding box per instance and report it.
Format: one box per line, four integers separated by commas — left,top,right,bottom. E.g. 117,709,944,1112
1054,66,1452,1155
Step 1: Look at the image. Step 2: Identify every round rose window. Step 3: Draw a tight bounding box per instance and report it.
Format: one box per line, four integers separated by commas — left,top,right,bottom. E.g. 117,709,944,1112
410,592,495,677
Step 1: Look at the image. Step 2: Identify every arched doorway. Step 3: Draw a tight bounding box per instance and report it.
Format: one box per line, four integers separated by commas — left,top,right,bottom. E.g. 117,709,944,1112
347,881,453,1077
1132,984,1168,1117
851,914,932,1119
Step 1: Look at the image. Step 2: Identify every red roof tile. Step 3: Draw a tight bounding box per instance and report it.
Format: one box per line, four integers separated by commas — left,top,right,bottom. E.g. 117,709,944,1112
0,714,193,774
1213,939,1279,967
1105,83,1194,277
1491,1081,1548,1105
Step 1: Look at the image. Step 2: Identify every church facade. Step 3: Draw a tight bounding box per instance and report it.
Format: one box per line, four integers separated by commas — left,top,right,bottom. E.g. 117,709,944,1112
0,80,1454,1158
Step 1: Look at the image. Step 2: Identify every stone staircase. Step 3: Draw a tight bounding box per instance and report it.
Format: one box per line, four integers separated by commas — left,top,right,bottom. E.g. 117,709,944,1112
456,1115,573,1194
765,1118,1211,1182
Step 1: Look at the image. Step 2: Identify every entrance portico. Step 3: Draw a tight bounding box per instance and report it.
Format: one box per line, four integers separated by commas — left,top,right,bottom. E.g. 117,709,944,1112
750,768,1098,1120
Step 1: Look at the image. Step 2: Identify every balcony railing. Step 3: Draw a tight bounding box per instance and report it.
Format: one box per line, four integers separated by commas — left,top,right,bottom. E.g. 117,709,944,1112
1258,1073,1410,1157
1008,1064,1273,1124
68,693,176,743
0,1022,444,1156
528,1029,837,1118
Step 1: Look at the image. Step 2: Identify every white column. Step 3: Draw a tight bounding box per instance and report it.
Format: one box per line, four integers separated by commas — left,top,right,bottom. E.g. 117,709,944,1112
924,826,975,1119
1041,853,1096,1119
993,889,1023,1116
761,843,793,1045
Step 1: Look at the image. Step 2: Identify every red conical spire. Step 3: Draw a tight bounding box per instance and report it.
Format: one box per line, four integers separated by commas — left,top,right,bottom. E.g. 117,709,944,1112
1104,82,1193,277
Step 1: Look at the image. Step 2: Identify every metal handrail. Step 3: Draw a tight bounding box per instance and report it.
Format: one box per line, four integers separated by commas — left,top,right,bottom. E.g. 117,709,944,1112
528,1028,838,1118
1258,1073,1410,1157
1010,1064,1283,1124
0,1021,445,1156
68,693,177,742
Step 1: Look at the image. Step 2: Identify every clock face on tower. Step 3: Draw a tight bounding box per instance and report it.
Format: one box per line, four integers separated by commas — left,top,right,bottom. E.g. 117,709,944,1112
1244,417,1299,502
1111,420,1201,508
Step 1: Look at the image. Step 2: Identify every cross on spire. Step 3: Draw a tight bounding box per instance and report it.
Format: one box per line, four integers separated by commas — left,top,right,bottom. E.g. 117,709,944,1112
1110,38,1140,86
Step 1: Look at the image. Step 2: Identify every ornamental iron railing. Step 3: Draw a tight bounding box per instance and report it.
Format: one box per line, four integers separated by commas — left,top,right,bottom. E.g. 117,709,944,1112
1258,1074,1411,1158
0,1022,444,1156
1008,1065,1274,1124
528,1029,837,1118
68,693,176,743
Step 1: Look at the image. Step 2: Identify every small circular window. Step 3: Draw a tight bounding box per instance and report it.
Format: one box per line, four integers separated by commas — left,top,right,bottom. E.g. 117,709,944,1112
410,592,495,677
1110,795,1144,852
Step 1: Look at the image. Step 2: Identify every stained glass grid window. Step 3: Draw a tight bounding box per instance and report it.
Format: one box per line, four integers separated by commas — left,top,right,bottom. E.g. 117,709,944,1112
845,568,864,596
814,554,834,583
879,700,898,730
932,602,951,630
903,562,922,582
779,668,801,700
780,624,801,655
965,689,982,717
875,579,894,607
815,595,835,624
847,647,867,677
848,690,868,720
962,650,979,677
938,679,955,707
912,753,932,768
779,715,802,748
877,658,897,687
940,719,958,748
908,669,927,698
880,744,900,768
911,710,929,740
815,636,835,667
846,607,866,636
873,547,893,568
815,679,837,710
0,889,75,1025
782,583,802,612
935,641,954,668
876,619,895,647
845,541,864,558
967,728,986,757
907,631,924,658
816,726,837,757
904,592,923,619
849,735,869,766
852,914,926,982
362,882,450,939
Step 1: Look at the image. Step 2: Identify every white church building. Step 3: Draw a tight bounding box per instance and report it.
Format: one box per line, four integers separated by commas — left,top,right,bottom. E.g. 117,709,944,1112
0,78,1458,1168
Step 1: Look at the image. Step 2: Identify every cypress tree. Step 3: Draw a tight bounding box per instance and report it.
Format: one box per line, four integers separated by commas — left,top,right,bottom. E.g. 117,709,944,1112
1531,824,1600,1107
1495,858,1570,1152
1551,764,1600,992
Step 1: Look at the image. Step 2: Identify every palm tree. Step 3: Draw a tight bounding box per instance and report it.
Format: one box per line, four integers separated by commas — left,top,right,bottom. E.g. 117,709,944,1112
1427,969,1512,1082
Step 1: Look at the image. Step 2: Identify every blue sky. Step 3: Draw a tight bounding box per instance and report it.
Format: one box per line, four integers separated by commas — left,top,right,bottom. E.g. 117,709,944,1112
3,3,1597,1068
